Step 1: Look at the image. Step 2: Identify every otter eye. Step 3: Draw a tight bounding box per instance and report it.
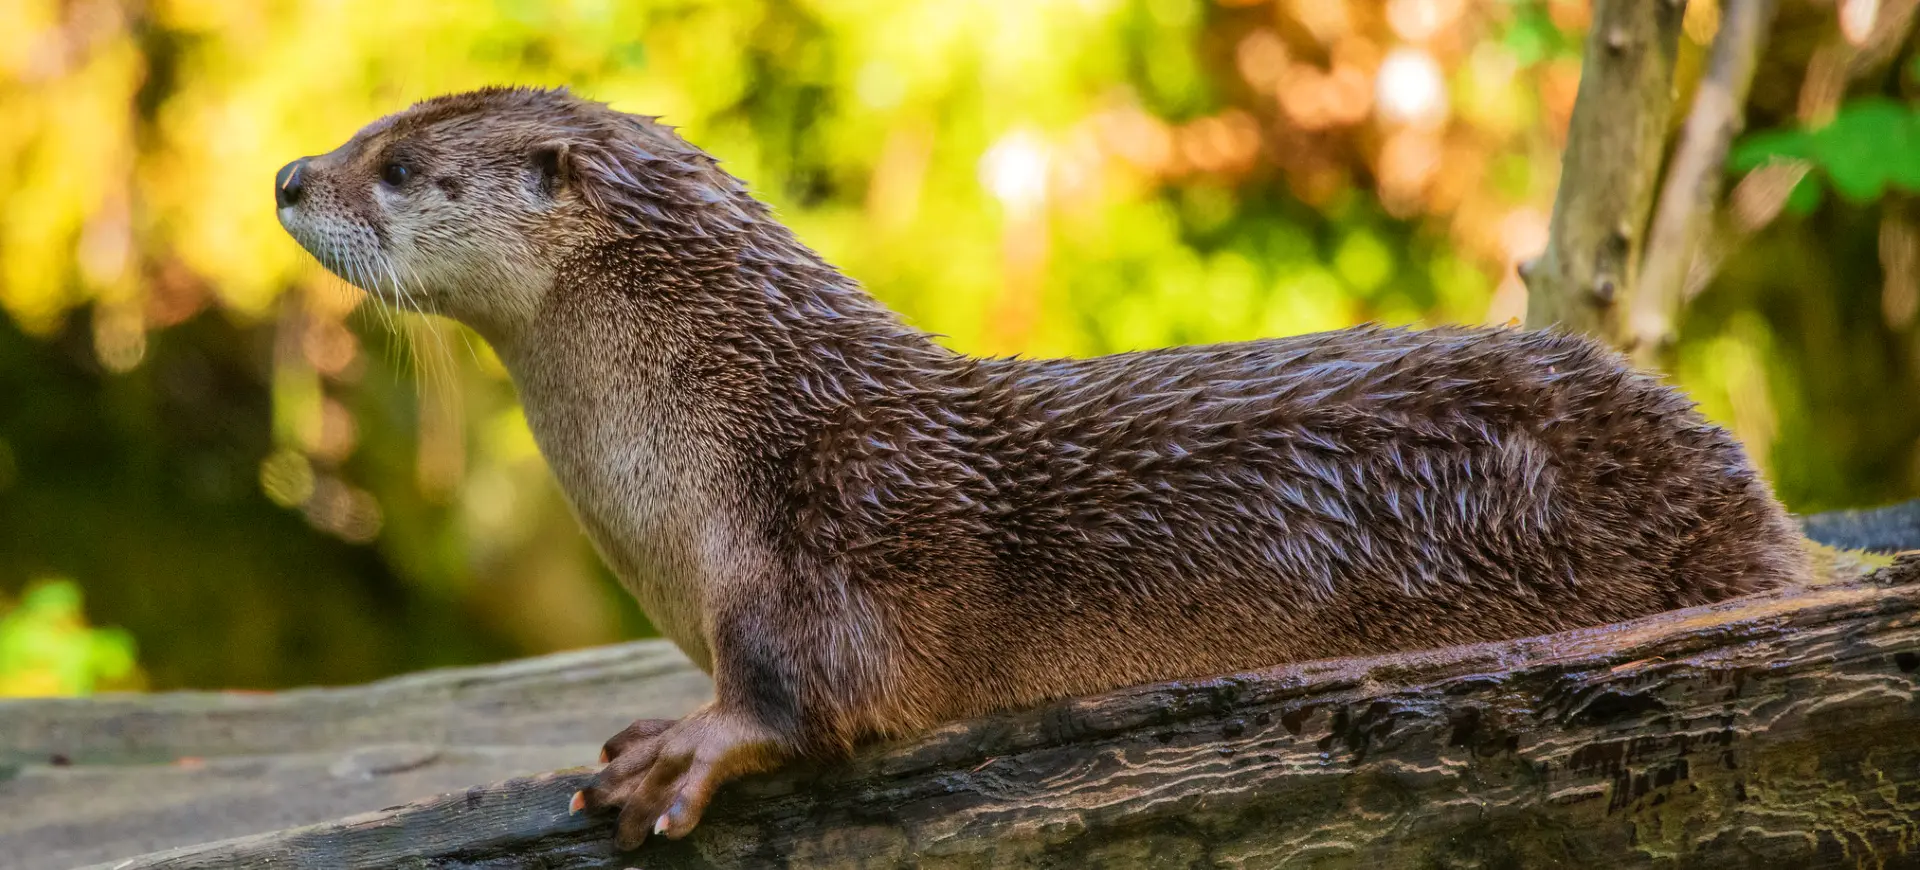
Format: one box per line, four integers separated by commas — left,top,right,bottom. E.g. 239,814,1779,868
381,162,412,187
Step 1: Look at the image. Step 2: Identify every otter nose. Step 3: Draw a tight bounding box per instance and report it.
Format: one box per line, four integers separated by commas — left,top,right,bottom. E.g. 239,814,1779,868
276,158,308,208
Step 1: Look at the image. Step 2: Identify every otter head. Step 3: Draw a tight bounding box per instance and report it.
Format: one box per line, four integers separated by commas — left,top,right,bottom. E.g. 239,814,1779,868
275,86,753,348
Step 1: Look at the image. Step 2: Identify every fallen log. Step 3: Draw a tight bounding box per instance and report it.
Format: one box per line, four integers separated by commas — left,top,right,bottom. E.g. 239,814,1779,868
1802,498,1920,554
0,635,708,766
0,640,709,868
64,556,1920,870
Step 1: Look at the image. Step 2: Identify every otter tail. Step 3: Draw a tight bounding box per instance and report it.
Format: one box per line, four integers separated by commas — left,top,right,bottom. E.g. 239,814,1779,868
1802,499,1920,553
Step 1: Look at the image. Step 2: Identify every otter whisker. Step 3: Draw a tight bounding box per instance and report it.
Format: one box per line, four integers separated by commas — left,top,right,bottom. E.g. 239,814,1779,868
358,247,413,376
377,256,429,385
345,247,400,369
381,256,444,404
378,257,422,376
381,258,464,449
398,255,483,367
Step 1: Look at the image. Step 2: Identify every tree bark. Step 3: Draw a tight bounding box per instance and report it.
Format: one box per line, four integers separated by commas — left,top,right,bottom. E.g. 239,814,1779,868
1629,0,1779,366
58,557,1920,870
1524,0,1686,337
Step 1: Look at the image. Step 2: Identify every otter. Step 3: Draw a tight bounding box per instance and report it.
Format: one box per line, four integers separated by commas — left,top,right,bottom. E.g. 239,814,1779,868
274,86,1809,849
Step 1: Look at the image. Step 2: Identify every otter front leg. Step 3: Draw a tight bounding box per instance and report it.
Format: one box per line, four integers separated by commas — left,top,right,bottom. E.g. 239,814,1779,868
570,603,846,848
572,702,787,847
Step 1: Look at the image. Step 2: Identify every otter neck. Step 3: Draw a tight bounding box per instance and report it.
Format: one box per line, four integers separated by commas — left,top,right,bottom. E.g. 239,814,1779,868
489,228,952,664
501,227,957,504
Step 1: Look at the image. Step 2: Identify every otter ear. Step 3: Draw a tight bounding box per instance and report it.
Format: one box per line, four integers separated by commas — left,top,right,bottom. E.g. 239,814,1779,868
529,141,574,198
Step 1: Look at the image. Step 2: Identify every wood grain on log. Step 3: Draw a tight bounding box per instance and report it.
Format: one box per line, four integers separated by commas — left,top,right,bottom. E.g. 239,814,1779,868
76,558,1920,870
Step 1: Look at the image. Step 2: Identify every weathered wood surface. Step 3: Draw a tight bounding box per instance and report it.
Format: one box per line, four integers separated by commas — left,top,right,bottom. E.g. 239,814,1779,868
36,557,1920,870
0,640,710,869
1,636,709,765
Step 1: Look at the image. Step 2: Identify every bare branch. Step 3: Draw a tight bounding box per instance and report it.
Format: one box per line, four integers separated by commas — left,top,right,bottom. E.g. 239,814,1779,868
1629,0,1779,367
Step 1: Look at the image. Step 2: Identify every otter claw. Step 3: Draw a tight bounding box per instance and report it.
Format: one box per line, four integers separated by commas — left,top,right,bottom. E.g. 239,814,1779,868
569,791,587,815
654,814,669,836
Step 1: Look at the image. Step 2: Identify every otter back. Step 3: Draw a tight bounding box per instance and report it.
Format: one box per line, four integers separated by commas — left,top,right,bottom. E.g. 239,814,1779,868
779,324,1809,720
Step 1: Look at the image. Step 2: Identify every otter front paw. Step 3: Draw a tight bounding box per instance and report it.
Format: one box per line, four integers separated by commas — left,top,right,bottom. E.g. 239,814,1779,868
570,705,786,849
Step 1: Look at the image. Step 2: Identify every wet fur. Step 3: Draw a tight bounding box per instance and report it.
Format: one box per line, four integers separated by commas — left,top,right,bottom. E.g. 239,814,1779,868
280,86,1809,814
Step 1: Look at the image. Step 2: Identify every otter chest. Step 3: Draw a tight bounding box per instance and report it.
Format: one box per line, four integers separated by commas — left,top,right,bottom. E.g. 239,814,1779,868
517,387,719,671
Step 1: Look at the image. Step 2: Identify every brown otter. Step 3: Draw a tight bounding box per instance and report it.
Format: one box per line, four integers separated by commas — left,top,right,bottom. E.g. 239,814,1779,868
274,86,1809,850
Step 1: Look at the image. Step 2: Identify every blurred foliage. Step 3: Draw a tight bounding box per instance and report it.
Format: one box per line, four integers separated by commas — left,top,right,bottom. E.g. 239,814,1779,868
0,579,143,697
0,0,1917,692
1732,96,1920,212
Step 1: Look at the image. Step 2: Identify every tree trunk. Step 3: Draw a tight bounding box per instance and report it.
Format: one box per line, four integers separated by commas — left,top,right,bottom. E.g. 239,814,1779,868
1524,0,1685,337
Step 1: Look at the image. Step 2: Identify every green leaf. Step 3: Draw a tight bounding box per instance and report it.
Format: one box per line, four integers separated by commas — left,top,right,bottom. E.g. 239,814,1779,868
1729,129,1813,172
1808,98,1911,203
1501,6,1561,66
1785,171,1824,216
1888,112,1920,192
1734,98,1920,203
